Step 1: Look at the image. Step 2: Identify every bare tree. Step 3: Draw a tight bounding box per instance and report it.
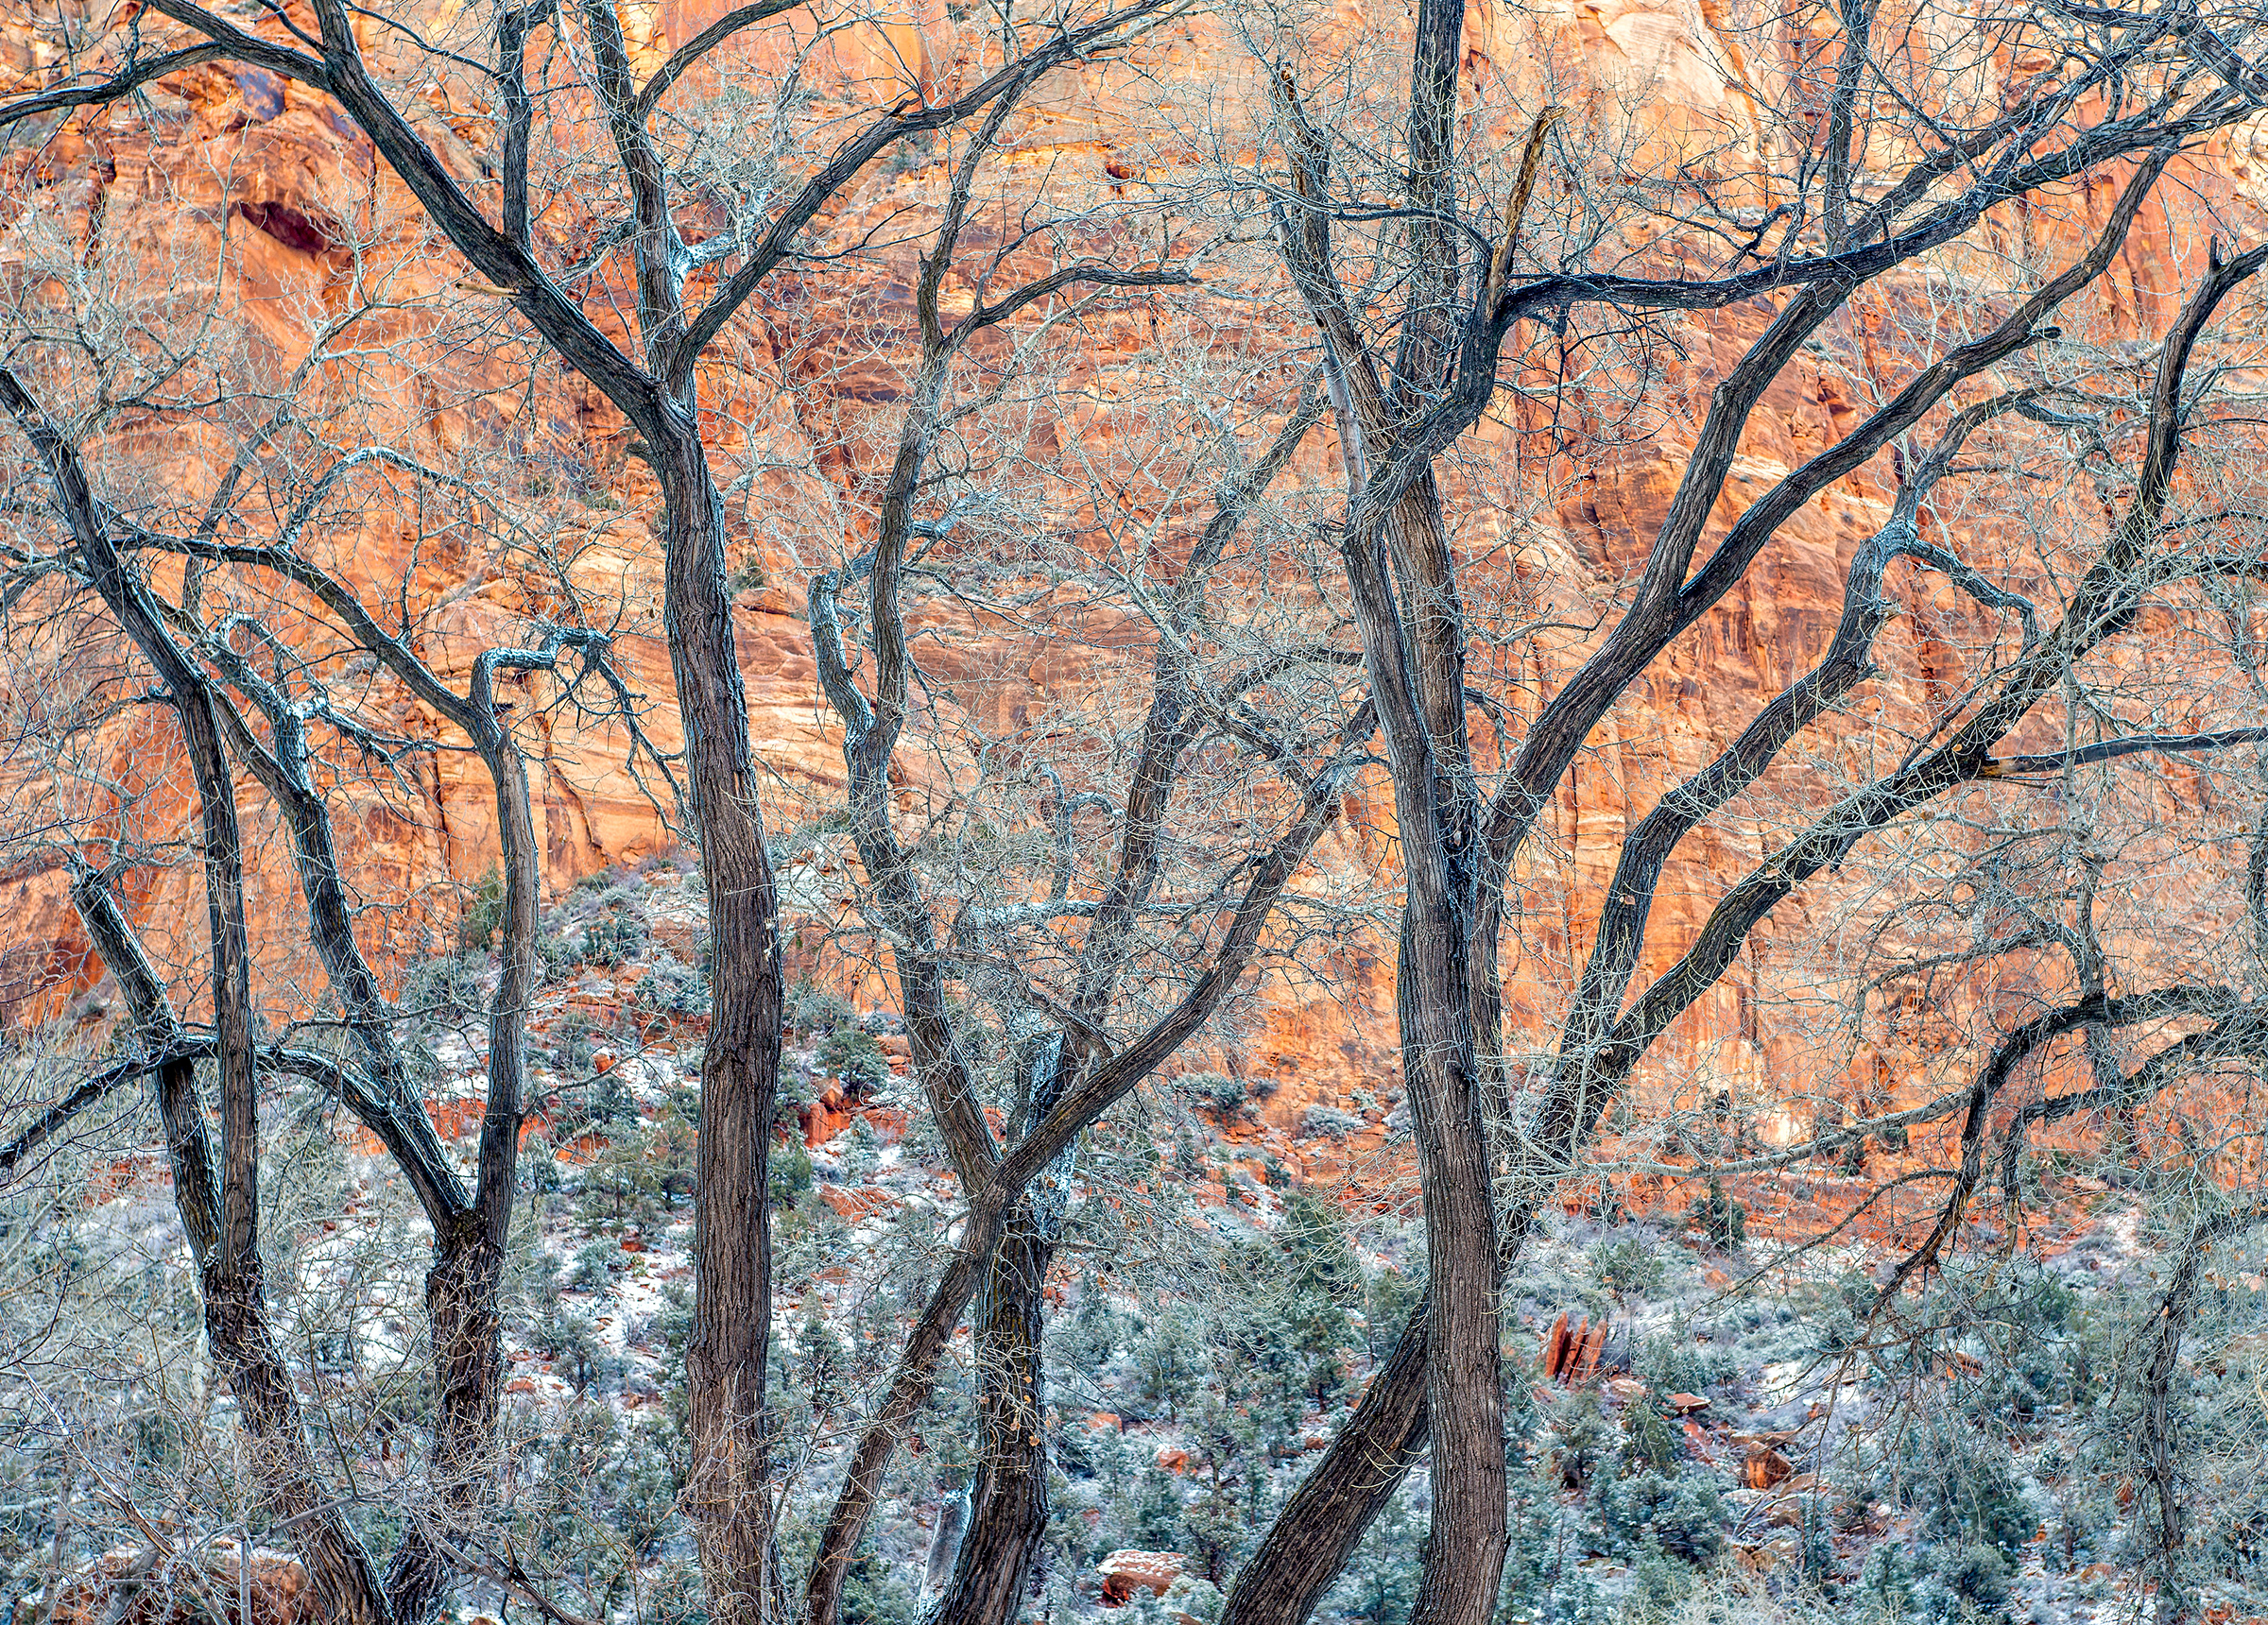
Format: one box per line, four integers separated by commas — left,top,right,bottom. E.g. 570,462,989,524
0,2,1189,1616
0,293,669,1619
1192,0,2268,1617
764,87,1384,1616
16,0,2268,1617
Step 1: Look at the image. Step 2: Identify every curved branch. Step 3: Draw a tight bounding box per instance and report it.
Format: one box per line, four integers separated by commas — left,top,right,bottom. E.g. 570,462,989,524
1871,984,2241,1309
667,0,1180,383
1995,1012,2268,1215
630,0,807,122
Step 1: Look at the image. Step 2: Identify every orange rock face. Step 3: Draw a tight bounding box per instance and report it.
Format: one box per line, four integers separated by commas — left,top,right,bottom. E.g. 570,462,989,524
2,0,2260,1205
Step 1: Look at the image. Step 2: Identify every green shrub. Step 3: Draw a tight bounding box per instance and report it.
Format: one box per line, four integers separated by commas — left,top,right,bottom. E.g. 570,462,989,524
1180,1070,1247,1119
530,1304,624,1394
819,1024,889,1093
788,981,854,1035
578,911,645,966
1638,1317,1736,1398
1916,1542,2012,1619
401,951,488,1024
838,1538,920,1625
544,1012,598,1078
573,1086,696,1231
459,865,507,952
631,953,709,1018
1621,1395,1684,1475
1805,1269,1880,1362
1321,1482,1425,1623
1051,1274,1124,1373
769,1135,814,1207
1366,1264,1423,1361
1591,1236,1666,1300
1131,1305,1204,1424
568,1240,627,1293
1898,1415,2037,1559
1591,1466,1727,1565
1545,1388,1610,1490
1686,1175,1747,1250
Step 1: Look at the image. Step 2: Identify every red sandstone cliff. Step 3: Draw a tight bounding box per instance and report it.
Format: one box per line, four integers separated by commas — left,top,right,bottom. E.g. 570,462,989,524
3,0,2261,1171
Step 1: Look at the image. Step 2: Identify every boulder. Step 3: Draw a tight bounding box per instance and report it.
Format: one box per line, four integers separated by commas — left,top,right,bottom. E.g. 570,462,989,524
1098,1549,1185,1606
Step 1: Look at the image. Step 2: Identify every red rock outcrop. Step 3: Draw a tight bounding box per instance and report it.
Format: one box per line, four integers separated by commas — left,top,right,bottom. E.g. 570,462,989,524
1096,1548,1184,1605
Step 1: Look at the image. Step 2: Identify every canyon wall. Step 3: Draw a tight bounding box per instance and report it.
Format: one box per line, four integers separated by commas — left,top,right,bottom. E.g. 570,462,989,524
4,0,2262,1172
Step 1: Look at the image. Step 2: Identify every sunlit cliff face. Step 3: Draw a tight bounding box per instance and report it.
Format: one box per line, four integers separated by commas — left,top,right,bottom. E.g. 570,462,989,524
4,0,2266,1208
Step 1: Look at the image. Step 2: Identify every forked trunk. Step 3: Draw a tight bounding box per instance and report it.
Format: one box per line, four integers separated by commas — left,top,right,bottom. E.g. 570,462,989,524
931,1218,1054,1625
386,1221,507,1621
387,722,536,1619
12,360,399,1625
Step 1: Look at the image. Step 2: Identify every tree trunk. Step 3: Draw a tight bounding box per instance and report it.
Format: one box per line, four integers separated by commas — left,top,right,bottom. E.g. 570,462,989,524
1219,1287,1430,1625
931,1217,1054,1625
10,364,397,1625
387,1218,507,1619
653,427,787,1625
1393,918,1504,1625
1332,471,1503,1625
154,699,398,1625
387,728,534,1619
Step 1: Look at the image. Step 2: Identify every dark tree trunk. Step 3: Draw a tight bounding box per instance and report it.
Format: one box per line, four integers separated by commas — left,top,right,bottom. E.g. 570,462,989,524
10,366,396,1625
653,431,787,1625
163,486,555,1625
931,1219,1055,1625
1332,476,1504,1625
389,1217,507,1619
1220,1287,1431,1625
391,707,536,1622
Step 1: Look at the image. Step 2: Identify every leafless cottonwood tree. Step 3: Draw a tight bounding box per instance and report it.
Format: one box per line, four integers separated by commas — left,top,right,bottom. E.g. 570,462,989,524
16,0,2268,1618
765,88,1384,1618
0,1,1191,1617
1190,0,2268,1619
0,238,676,1619
1578,288,2268,1607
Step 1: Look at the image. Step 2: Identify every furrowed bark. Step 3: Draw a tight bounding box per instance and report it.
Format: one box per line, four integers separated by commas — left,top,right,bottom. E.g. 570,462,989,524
931,1222,1054,1624
656,425,788,1625
558,16,791,1609
1335,477,1502,1625
1280,40,1504,1600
